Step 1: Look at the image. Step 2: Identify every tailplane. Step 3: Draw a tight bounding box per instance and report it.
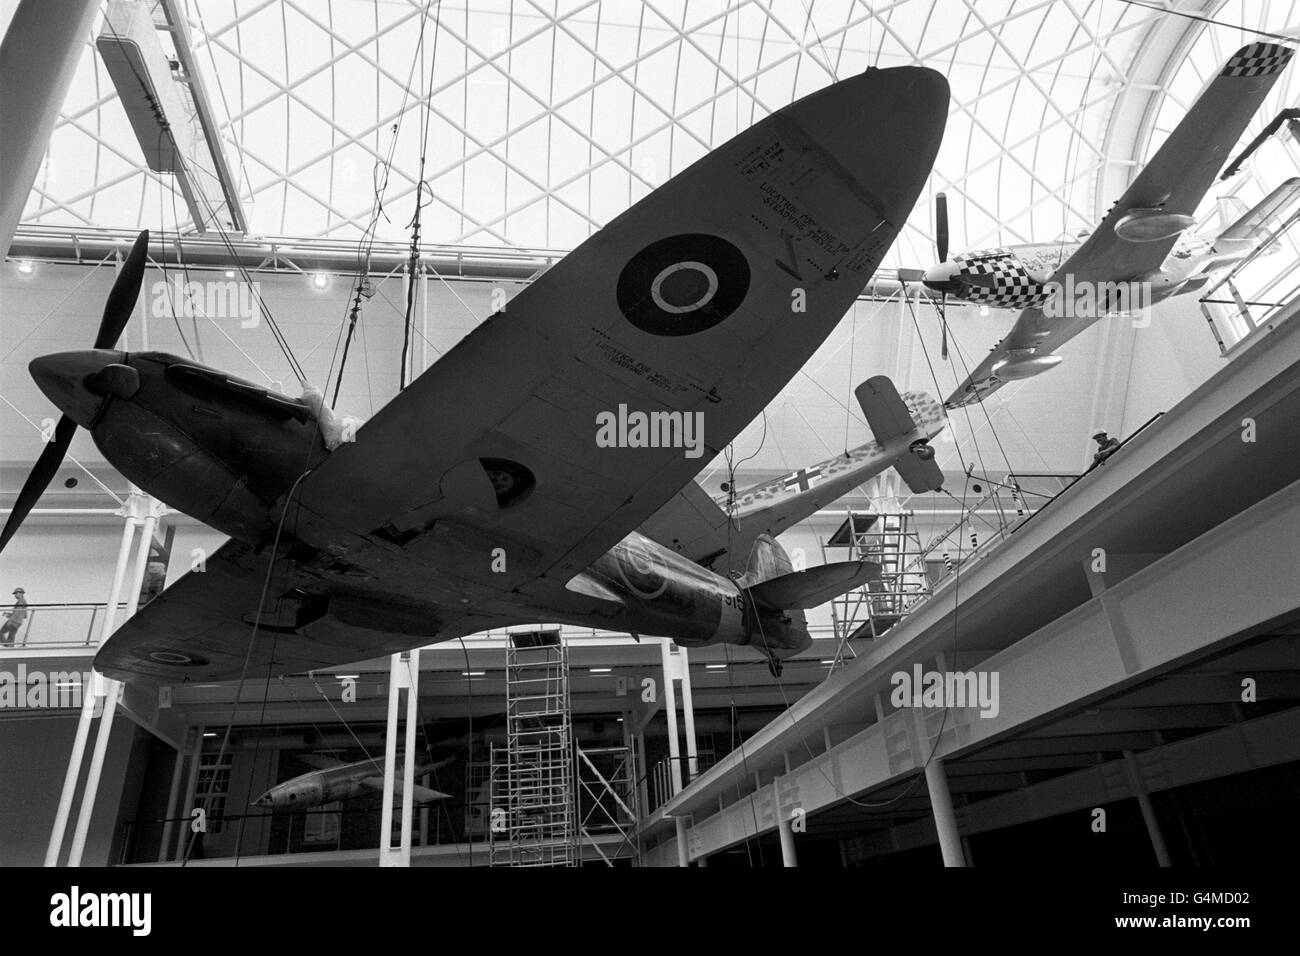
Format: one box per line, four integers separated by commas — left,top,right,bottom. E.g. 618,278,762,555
737,535,880,677
1214,177,1300,247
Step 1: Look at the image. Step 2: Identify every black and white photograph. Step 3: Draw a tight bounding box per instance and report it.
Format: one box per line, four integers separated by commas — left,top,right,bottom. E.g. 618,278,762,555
0,0,1297,936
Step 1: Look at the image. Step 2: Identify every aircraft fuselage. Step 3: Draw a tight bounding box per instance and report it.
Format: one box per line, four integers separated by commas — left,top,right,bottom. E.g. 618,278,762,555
921,238,1235,312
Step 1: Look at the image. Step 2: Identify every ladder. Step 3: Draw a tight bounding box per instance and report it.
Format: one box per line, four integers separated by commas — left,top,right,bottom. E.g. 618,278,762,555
489,629,577,866
823,510,929,671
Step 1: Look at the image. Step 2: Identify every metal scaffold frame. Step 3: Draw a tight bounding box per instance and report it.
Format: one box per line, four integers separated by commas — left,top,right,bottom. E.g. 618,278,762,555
489,629,576,867
822,509,930,671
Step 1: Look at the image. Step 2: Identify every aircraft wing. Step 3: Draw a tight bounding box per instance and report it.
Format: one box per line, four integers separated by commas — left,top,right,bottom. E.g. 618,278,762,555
288,67,947,597
946,41,1292,407
94,539,491,682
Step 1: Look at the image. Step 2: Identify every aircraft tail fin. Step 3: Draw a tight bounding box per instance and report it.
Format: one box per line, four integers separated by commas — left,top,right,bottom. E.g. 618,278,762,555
856,377,946,493
1215,177,1300,245
739,533,794,587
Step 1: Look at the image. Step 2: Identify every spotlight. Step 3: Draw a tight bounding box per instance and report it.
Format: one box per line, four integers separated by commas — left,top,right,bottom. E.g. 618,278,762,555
311,273,329,290
16,260,34,274
224,270,235,278
589,667,611,674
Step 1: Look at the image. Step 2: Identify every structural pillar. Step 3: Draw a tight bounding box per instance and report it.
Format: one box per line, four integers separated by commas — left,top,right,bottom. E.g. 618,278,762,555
659,640,682,795
399,649,420,862
925,757,966,867
674,816,689,867
69,505,157,866
678,647,699,781
157,731,189,862
1123,750,1172,867
379,652,402,865
44,508,136,866
777,809,799,867
175,723,204,861
380,650,419,866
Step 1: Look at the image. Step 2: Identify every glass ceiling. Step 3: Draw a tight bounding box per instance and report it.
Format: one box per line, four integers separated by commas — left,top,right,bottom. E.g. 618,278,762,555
16,0,1300,283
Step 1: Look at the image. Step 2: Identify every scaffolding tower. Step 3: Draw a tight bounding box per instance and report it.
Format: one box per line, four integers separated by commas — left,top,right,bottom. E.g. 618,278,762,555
575,741,641,866
822,510,930,670
489,629,577,866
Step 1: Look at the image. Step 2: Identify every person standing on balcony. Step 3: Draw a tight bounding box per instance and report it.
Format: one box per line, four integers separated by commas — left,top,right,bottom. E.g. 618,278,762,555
1,587,28,646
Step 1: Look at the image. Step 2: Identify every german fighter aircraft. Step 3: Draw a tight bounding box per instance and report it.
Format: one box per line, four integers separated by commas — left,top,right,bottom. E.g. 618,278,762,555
0,64,948,681
912,41,1295,408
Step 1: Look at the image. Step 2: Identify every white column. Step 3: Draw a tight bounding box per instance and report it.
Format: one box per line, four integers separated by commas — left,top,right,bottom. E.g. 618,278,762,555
157,731,188,862
176,724,204,860
0,0,101,254
678,647,699,781
398,648,420,864
68,507,156,866
674,816,689,867
44,509,136,866
776,806,798,867
378,652,403,866
1123,750,1172,867
925,757,966,867
659,640,682,795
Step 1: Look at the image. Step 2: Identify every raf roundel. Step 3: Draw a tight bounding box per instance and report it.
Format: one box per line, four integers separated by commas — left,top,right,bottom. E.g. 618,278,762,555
617,233,750,336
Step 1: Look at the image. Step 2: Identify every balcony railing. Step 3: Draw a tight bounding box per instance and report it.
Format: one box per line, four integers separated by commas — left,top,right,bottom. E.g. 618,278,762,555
0,602,132,649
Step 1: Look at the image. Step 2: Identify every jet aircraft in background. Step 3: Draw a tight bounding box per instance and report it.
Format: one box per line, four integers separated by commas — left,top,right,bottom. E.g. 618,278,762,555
253,754,454,811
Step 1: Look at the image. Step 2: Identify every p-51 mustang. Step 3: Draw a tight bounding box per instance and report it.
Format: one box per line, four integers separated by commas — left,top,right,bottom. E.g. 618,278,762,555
0,65,948,681
253,754,454,811
915,41,1295,407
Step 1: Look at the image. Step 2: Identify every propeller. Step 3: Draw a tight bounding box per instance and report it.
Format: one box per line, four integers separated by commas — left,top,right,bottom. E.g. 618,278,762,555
933,192,950,360
0,230,150,554
935,191,949,264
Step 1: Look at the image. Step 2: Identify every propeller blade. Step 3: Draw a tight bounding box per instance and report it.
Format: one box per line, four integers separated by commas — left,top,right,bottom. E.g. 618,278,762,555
94,230,150,350
940,292,949,361
0,415,77,554
935,192,949,263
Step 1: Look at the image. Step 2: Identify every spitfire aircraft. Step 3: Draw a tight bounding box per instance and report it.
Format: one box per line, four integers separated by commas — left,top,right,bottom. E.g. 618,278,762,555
912,41,1295,408
0,64,949,680
253,754,453,811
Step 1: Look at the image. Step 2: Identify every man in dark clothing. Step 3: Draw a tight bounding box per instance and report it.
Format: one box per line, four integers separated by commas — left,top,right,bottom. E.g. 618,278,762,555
1,587,28,645
1092,431,1121,466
